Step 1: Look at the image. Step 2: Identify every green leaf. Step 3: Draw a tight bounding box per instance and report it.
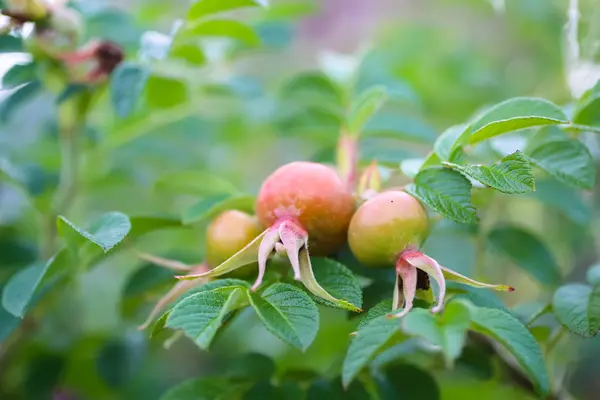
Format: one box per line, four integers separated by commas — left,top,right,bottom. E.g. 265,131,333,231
347,86,388,135
487,227,561,286
308,257,363,310
167,287,249,350
0,303,20,343
405,167,478,224
552,284,600,337
443,151,534,194
342,315,400,388
0,34,23,53
169,43,206,66
110,62,149,118
587,264,600,286
279,72,343,106
159,377,240,400
0,80,42,123
382,364,441,400
187,0,268,20
154,171,239,197
466,98,568,144
128,216,184,240
2,249,68,318
469,306,550,396
184,19,260,46
434,124,467,161
181,195,255,225
2,62,37,88
357,299,394,331
57,212,131,253
525,179,591,226
361,113,437,144
526,140,596,189
401,300,471,367
573,80,600,126
249,283,319,351
145,75,188,109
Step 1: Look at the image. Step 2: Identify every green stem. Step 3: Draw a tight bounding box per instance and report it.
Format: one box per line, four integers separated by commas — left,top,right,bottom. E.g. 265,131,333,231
41,104,85,258
545,326,566,355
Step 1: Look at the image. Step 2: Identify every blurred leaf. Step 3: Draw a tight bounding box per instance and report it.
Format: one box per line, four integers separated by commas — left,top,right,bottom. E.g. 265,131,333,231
308,257,363,310
110,62,150,118
2,61,37,88
263,1,316,19
443,151,534,194
279,72,343,106
249,283,319,351
401,300,471,366
160,377,239,400
122,264,175,299
470,306,549,396
406,167,478,224
0,296,20,343
487,227,561,286
84,8,141,49
96,335,146,388
254,20,292,49
24,352,66,399
362,113,437,144
587,264,600,286
573,80,600,126
154,171,239,197
342,315,399,387
145,75,188,109
359,138,419,166
187,0,268,20
2,249,68,318
0,34,23,52
221,353,275,381
466,98,568,144
0,80,42,123
526,140,595,189
382,364,441,400
181,195,255,225
56,83,92,104
170,43,206,65
167,287,249,350
552,284,600,337
184,19,260,46
128,216,184,240
525,179,591,226
57,212,131,253
347,86,388,135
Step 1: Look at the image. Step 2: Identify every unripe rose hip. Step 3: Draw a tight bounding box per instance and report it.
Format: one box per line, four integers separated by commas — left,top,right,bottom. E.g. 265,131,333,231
256,161,355,255
205,210,262,278
348,190,429,268
348,190,513,319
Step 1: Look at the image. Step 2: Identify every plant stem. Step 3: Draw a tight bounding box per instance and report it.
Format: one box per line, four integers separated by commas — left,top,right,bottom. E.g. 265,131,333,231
41,111,83,258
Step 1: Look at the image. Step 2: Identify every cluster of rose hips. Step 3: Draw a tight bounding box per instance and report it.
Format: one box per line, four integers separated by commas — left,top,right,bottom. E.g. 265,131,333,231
1,0,124,83
139,160,513,329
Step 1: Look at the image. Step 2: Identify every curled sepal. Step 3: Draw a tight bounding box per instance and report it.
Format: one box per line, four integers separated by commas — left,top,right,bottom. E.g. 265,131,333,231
403,251,446,313
298,247,362,312
387,250,513,319
441,265,514,292
176,230,267,281
387,259,417,319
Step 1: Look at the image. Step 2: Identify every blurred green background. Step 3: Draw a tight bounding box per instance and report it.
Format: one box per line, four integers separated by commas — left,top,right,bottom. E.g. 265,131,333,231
1,0,600,399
